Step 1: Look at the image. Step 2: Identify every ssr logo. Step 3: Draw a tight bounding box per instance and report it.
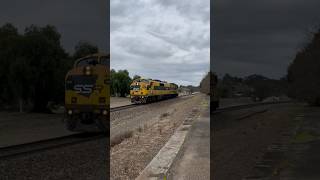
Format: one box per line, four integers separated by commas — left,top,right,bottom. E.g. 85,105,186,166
74,84,94,94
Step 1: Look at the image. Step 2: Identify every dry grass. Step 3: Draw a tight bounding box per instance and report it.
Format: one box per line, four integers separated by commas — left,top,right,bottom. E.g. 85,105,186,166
160,112,170,119
110,131,134,147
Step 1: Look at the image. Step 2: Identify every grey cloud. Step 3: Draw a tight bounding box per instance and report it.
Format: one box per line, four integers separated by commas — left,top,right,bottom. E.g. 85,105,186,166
111,0,210,86
213,0,320,79
0,0,108,53
159,0,210,23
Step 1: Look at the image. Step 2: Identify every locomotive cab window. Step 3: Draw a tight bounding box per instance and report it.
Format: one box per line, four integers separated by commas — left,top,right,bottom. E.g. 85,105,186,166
75,57,99,67
131,85,140,90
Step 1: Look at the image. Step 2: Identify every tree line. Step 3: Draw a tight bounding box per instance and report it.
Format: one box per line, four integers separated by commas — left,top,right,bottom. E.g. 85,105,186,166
0,23,99,112
287,27,320,105
110,69,141,97
214,73,288,101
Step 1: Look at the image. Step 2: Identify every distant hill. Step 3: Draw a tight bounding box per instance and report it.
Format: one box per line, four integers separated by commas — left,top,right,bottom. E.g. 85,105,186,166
217,74,288,101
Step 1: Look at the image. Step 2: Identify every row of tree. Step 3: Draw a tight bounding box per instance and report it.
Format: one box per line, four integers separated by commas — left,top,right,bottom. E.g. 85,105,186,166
215,74,288,101
0,23,99,112
287,28,320,105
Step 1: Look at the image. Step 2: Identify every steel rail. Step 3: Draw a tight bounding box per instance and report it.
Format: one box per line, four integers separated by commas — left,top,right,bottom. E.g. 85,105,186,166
0,132,106,160
212,100,293,114
110,94,194,112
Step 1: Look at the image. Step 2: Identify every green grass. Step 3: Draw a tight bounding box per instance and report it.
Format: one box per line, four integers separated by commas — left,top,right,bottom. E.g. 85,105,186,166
292,131,318,144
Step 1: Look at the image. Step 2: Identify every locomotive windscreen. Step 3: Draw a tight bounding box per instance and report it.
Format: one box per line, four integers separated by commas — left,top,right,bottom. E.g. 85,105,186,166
65,75,98,97
130,85,140,91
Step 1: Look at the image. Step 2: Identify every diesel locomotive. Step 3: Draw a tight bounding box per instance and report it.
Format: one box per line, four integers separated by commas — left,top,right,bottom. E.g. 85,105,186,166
64,53,109,132
130,78,178,104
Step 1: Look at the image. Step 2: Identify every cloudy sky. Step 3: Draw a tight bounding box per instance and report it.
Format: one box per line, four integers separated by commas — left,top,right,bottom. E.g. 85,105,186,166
111,0,210,86
0,0,108,53
213,0,320,79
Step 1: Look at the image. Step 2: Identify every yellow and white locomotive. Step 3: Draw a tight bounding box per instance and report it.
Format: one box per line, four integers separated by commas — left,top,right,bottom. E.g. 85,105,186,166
130,78,178,104
64,53,109,132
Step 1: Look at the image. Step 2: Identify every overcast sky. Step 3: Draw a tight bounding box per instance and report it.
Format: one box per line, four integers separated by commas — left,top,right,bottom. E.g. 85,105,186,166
213,0,320,79
0,0,108,53
111,0,210,86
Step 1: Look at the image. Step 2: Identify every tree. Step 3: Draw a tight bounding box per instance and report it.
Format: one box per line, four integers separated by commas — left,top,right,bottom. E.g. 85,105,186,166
110,69,116,96
133,75,141,81
22,24,68,112
287,28,320,105
0,23,101,112
110,69,132,97
0,23,22,106
200,72,210,94
8,57,33,112
73,41,98,60
116,70,132,97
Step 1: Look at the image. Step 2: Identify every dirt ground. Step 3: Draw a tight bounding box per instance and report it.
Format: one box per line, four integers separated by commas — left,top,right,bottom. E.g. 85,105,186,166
110,94,207,180
212,103,305,180
259,106,320,180
0,112,74,147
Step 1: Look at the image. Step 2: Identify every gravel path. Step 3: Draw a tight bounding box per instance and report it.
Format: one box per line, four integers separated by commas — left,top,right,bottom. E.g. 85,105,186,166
110,95,194,140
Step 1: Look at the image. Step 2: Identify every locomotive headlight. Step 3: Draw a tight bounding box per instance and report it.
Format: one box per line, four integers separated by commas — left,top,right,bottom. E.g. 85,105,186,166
84,66,92,75
102,110,108,115
67,110,73,115
85,70,91,75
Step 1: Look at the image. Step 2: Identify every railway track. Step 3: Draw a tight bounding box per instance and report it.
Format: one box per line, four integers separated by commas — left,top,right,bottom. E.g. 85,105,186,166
213,100,292,114
4,95,278,160
0,132,105,160
110,94,194,112
1,95,194,159
110,104,138,112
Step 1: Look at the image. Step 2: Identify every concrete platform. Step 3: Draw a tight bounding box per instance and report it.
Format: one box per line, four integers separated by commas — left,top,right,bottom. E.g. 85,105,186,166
167,107,210,180
135,100,210,180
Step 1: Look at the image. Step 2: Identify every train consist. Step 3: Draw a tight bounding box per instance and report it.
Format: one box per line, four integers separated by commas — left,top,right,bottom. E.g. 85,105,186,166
64,53,109,132
130,78,178,104
200,71,219,110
